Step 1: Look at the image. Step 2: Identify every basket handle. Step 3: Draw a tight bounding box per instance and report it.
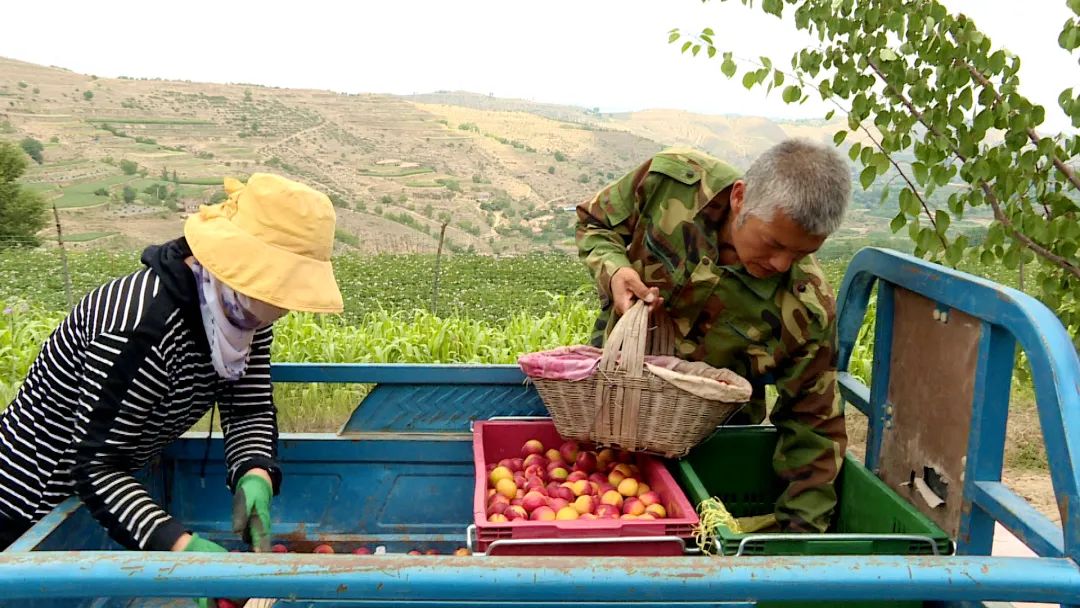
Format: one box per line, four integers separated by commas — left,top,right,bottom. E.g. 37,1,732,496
595,301,651,451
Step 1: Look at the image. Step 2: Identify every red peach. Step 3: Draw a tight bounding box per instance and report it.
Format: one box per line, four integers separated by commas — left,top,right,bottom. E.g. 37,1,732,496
598,482,617,495
607,470,626,486
505,505,528,520
523,454,547,469
522,491,547,512
559,441,580,464
514,489,525,500
546,482,563,496
217,600,240,608
425,549,439,555
580,513,599,520
489,466,513,486
525,476,547,493
617,478,639,497
638,491,661,506
596,448,616,467
575,451,598,474
545,449,563,463
407,550,422,555
573,494,596,515
352,546,372,555
512,473,526,488
637,513,655,520
530,506,556,521
454,547,471,556
521,439,545,457
601,490,624,509
568,479,591,497
636,483,652,497
552,485,575,502
612,463,634,477
313,544,334,554
508,458,525,472
623,497,646,516
588,472,608,485
645,503,667,518
566,470,588,483
524,464,546,479
548,497,571,512
555,506,580,520
488,513,509,523
589,481,601,494
596,504,621,519
271,543,288,554
549,467,569,481
620,514,638,520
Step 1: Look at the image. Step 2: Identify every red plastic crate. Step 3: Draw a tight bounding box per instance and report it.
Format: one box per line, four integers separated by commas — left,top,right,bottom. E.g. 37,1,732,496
471,420,699,555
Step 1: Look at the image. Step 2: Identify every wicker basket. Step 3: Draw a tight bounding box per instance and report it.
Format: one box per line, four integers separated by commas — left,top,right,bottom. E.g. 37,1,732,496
527,301,753,458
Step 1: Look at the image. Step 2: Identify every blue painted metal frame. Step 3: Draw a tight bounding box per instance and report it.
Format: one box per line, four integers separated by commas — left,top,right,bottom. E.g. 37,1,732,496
1,247,1078,607
835,248,1079,570
269,363,547,433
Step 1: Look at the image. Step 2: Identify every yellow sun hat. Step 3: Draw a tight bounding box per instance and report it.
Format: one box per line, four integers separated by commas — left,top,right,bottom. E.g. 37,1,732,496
184,173,344,313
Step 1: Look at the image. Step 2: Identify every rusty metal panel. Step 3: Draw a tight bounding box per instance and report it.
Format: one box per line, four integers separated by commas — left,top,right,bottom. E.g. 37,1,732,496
879,287,982,536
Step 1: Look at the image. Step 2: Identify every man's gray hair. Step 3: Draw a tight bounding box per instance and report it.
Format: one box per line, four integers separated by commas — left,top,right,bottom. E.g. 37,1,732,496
741,138,852,235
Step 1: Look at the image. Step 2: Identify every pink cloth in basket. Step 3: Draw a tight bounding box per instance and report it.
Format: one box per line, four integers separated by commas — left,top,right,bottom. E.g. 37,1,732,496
517,347,694,382
517,345,604,381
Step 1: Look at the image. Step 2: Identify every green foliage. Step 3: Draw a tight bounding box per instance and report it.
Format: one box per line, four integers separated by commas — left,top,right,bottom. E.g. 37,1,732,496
122,185,136,204
18,138,43,164
437,178,462,193
119,159,138,175
0,141,48,248
554,151,567,162
548,166,556,174
458,122,480,133
672,0,1080,347
82,90,93,101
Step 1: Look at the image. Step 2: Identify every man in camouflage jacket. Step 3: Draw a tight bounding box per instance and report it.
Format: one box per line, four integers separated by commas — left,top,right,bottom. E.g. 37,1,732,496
575,139,852,533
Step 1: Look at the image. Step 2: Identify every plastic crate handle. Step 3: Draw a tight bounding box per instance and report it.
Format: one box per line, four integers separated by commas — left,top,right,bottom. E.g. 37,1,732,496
732,533,942,556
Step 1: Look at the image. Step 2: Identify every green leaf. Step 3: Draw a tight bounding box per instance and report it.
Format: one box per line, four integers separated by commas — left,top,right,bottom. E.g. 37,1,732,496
945,239,964,266
681,41,693,54
762,0,783,17
879,48,898,61
912,162,929,185
692,44,702,56
899,188,920,215
848,142,862,162
707,46,717,59
958,87,973,110
890,212,906,233
742,71,758,90
860,165,877,190
721,53,737,78
782,85,802,103
833,130,847,145
980,249,995,266
1059,22,1080,50
773,70,785,87
761,56,773,71
669,32,681,44
989,51,1006,74
878,183,892,207
825,109,836,121
1003,245,1021,270
702,27,715,37
935,209,951,234
874,153,890,175
701,34,714,45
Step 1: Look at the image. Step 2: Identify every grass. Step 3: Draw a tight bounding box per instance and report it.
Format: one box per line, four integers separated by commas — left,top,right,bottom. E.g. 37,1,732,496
175,177,222,185
53,175,135,208
405,181,442,188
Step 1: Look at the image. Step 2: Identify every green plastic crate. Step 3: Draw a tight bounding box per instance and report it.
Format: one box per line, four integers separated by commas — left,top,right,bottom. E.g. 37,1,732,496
673,426,954,557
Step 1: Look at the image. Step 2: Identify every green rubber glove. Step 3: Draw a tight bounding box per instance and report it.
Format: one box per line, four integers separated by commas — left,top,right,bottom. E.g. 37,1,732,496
182,534,227,608
232,473,273,552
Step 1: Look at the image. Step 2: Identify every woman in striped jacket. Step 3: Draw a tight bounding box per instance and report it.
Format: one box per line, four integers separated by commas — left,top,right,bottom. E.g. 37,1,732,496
0,173,343,556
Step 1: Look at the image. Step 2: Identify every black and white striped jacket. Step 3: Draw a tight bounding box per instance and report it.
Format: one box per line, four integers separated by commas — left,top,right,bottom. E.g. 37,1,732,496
0,238,281,550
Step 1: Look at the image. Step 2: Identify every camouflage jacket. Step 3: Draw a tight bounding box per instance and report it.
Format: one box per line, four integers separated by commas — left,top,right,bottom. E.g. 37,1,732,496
575,147,847,533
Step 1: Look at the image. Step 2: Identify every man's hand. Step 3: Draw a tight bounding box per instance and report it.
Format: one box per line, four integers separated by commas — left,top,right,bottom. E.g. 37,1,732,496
232,471,273,552
177,534,233,608
610,267,663,315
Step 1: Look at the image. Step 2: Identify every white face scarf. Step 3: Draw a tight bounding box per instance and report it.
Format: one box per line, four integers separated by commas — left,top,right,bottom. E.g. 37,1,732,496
191,261,261,381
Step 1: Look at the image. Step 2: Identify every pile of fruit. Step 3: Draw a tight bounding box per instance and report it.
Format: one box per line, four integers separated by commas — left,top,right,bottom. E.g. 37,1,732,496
484,438,668,522
267,543,470,556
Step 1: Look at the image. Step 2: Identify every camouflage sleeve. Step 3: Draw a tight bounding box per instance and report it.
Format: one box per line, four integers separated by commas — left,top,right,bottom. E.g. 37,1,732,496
769,297,847,534
574,160,654,306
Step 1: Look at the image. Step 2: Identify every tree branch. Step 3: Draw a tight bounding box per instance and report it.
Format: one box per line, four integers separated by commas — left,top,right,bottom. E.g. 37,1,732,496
959,60,1080,194
867,58,1080,279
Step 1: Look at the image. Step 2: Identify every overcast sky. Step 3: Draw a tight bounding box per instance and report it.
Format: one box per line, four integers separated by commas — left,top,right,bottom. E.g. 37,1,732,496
1,1,1075,131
